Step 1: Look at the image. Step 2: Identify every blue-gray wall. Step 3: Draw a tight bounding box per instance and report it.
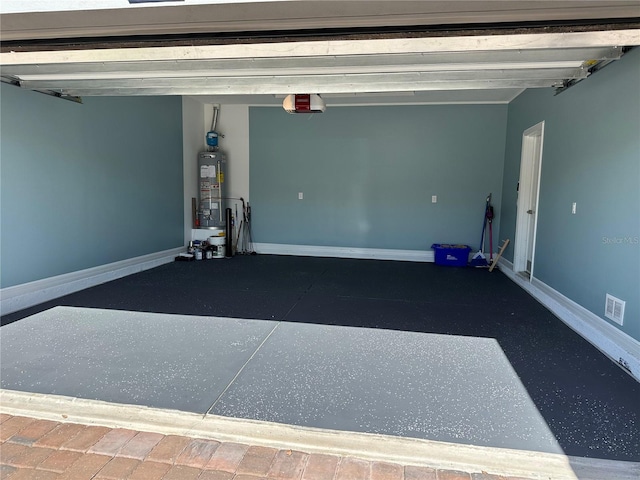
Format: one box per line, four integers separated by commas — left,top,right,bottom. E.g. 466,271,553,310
250,105,507,251
500,48,640,341
0,84,184,288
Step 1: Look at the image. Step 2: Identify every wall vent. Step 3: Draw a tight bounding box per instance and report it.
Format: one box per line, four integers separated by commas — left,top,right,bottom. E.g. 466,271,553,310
605,294,625,325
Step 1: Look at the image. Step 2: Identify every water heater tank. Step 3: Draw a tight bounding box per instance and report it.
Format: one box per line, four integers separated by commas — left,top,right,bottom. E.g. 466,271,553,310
198,151,226,229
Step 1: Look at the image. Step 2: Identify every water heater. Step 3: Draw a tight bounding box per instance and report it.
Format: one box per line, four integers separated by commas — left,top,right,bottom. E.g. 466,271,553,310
197,151,226,229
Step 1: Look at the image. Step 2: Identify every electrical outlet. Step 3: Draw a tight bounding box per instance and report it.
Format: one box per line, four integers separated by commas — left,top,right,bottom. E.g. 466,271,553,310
432,195,437,203
571,202,577,214
298,192,304,200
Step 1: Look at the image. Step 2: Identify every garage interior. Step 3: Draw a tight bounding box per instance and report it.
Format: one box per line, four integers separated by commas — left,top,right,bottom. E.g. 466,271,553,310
1,1,639,477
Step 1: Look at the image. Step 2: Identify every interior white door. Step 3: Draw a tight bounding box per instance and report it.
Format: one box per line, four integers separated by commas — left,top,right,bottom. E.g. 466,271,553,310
513,121,544,278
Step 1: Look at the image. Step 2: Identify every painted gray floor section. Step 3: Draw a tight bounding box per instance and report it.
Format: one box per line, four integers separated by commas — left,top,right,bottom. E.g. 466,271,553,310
211,321,562,453
0,306,562,454
0,307,277,413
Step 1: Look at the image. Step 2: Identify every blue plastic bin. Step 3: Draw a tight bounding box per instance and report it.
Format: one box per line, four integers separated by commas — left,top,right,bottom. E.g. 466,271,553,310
431,244,471,267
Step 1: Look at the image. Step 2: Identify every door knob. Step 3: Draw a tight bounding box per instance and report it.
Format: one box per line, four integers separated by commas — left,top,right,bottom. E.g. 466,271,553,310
527,209,534,214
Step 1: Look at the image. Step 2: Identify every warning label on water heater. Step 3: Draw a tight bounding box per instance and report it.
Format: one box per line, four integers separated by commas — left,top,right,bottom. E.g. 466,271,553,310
200,165,216,178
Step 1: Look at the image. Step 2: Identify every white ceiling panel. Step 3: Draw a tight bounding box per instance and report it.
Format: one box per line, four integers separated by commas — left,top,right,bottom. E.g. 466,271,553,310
1,2,639,104
1,31,638,102
1,1,639,40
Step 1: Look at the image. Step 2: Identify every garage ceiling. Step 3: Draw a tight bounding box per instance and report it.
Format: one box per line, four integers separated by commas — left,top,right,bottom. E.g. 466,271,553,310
1,1,639,104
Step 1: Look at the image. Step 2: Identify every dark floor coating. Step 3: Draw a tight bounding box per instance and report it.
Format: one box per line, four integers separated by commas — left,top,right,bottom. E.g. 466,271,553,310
307,260,497,303
2,255,639,461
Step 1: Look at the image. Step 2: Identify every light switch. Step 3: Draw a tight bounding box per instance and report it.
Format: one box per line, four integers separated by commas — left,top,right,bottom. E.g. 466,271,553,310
432,195,437,203
571,202,577,214
298,192,304,200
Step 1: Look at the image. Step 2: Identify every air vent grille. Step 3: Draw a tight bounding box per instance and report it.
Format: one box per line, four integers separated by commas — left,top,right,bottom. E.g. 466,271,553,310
605,294,625,325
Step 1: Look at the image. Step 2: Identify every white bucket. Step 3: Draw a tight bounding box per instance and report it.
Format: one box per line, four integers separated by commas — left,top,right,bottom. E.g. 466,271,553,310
207,234,225,245
207,236,226,258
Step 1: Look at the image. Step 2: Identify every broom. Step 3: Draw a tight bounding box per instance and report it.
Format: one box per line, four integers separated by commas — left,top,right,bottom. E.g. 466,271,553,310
470,194,491,267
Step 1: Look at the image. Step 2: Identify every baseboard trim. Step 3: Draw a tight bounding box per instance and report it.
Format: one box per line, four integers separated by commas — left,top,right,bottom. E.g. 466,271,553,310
0,247,184,316
497,258,640,382
253,243,434,262
2,389,638,480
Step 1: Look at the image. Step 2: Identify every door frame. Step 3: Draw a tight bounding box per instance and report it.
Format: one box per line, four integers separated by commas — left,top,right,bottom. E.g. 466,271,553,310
513,121,545,278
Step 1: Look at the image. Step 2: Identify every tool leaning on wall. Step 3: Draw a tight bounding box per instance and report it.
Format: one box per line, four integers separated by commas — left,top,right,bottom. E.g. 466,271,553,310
470,193,493,268
236,197,255,255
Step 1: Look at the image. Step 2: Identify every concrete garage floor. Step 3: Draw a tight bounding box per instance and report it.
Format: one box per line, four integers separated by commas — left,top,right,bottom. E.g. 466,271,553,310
1,255,639,472
1,306,562,455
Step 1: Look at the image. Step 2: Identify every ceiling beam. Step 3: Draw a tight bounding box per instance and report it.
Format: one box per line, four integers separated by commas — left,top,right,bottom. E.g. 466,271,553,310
2,30,639,67
20,70,579,97
2,26,637,100
27,80,556,97
2,1,640,42
1,47,622,80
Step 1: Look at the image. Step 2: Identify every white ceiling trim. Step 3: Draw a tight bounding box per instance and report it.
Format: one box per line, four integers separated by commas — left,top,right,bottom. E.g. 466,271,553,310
9,63,585,81
1,48,621,77
16,78,567,97
3,30,639,64
191,90,527,106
